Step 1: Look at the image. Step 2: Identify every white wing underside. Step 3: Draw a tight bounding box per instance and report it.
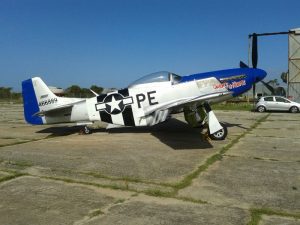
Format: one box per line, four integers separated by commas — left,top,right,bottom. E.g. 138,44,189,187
138,91,232,118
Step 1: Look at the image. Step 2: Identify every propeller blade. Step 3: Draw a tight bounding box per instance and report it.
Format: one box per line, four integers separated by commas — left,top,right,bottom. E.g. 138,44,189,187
261,80,275,95
240,61,249,68
252,82,256,110
251,33,258,68
253,83,256,100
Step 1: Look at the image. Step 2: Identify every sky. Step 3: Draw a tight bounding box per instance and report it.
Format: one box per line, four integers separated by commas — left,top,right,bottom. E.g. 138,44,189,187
0,0,299,91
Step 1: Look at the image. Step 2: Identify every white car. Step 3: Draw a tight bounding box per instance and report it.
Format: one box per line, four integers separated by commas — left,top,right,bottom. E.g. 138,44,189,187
256,96,300,113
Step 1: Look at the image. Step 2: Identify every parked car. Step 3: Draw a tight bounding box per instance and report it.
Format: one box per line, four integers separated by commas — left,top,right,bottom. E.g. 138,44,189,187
256,96,300,113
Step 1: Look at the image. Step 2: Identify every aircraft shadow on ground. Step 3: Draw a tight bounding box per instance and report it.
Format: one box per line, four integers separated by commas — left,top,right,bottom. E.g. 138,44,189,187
36,119,247,150
36,126,90,137
106,118,213,150
222,121,248,130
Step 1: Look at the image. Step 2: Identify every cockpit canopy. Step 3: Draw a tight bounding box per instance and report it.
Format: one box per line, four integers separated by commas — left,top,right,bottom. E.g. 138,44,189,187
128,71,181,88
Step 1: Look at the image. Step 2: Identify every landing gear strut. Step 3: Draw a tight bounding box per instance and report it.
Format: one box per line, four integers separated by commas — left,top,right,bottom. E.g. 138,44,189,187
184,102,228,140
203,102,228,140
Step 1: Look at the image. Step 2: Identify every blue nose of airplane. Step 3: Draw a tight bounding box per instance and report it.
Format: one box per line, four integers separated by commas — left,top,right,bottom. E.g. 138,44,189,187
254,68,267,83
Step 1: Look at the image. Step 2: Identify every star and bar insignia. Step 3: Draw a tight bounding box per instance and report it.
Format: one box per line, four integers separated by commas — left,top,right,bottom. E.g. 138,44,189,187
95,93,133,115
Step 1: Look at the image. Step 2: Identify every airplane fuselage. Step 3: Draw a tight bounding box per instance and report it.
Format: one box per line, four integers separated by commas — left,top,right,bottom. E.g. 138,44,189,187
26,68,266,127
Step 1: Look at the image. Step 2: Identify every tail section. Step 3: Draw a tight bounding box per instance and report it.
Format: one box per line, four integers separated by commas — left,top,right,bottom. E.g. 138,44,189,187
22,77,58,125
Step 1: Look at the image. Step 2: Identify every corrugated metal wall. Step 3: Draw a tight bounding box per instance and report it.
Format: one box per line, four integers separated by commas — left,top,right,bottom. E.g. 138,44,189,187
288,28,300,102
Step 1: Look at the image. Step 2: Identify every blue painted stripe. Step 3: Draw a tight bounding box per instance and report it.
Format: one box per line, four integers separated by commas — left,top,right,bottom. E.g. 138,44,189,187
180,68,266,97
22,79,43,125
180,68,252,83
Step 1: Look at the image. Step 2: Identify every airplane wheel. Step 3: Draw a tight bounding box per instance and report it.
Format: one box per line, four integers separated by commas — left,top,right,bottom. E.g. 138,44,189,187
209,123,228,140
82,126,92,135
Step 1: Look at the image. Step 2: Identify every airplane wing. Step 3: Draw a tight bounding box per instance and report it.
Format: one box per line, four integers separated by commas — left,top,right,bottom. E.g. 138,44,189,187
138,91,232,118
33,99,86,116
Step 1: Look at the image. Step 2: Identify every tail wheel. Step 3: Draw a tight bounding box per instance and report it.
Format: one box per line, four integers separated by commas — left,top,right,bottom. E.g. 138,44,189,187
257,106,266,113
290,106,299,113
209,123,228,140
80,126,92,135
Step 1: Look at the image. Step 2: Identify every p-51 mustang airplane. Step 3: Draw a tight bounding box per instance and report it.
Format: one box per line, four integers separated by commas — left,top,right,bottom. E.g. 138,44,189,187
22,63,266,140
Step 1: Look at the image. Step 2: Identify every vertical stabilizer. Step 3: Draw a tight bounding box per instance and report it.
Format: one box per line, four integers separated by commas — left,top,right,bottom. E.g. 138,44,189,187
22,77,57,125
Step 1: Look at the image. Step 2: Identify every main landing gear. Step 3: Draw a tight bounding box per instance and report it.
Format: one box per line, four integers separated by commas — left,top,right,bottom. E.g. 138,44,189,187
208,122,228,140
184,102,228,140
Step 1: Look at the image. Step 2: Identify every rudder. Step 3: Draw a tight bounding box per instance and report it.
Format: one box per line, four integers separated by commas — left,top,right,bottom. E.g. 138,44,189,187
22,78,44,124
22,77,58,125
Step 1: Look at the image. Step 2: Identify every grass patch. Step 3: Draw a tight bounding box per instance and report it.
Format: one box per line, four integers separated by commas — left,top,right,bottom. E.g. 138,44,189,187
0,138,48,148
212,102,253,111
0,140,32,148
172,152,223,190
89,209,104,218
38,175,206,205
38,175,133,192
114,199,126,204
7,160,33,168
0,173,25,183
176,196,207,204
83,171,173,188
248,208,300,225
144,189,174,198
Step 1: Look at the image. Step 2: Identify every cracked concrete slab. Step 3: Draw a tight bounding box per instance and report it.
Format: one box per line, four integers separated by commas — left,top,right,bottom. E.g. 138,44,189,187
178,157,300,213
0,175,251,225
258,119,300,129
227,135,300,161
267,113,300,121
1,104,299,225
0,104,56,145
84,197,250,225
0,108,261,185
212,111,266,136
0,176,127,225
260,215,300,225
251,128,300,139
0,130,215,183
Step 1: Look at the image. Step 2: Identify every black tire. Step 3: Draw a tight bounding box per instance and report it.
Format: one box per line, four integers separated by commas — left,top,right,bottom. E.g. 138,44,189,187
289,106,299,113
83,126,92,135
209,123,228,140
257,105,266,113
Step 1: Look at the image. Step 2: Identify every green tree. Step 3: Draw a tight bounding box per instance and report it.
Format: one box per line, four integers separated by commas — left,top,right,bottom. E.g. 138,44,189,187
65,85,82,97
0,87,12,98
90,85,103,94
81,88,93,98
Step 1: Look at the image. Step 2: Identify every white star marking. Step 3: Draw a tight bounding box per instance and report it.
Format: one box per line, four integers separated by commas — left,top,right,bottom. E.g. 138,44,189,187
107,95,122,112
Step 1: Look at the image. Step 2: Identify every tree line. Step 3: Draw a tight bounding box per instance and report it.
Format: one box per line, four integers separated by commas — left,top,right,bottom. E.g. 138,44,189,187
0,87,22,100
64,85,103,97
0,84,104,101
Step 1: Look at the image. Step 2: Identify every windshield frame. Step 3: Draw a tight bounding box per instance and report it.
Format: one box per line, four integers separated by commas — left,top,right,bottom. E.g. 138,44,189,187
128,71,171,87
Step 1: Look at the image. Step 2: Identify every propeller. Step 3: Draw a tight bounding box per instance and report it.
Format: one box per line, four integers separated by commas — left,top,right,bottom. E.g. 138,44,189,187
260,80,275,94
251,33,258,69
239,61,248,68
251,33,258,106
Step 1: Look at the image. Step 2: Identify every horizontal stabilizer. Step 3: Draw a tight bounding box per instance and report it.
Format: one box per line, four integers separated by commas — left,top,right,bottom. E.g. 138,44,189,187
33,99,86,116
